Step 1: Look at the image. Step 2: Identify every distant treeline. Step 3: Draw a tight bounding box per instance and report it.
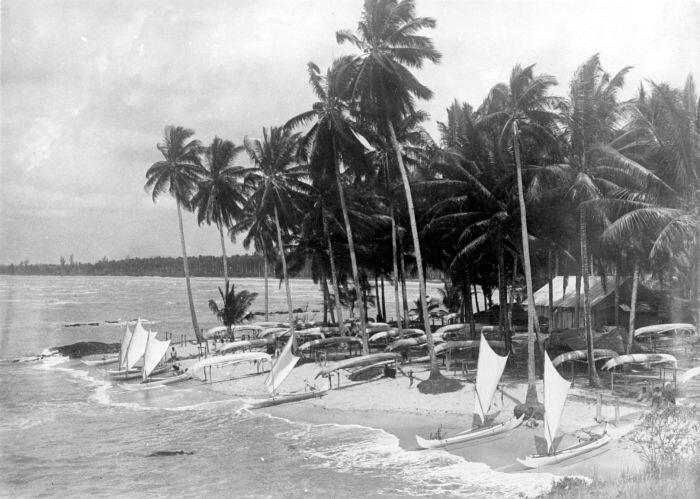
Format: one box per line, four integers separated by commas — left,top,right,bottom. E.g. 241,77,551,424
0,255,291,278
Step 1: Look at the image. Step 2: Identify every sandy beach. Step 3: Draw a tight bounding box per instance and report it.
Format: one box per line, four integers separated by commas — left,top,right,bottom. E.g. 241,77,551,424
171,344,648,484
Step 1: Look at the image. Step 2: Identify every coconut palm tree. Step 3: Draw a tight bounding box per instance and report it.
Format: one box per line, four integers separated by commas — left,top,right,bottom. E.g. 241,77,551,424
284,58,371,350
192,137,249,290
243,127,311,344
337,0,445,380
145,125,205,343
208,282,259,331
604,75,699,325
482,64,560,396
557,55,667,385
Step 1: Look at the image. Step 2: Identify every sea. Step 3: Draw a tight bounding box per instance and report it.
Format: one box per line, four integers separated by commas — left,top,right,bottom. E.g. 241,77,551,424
0,275,561,498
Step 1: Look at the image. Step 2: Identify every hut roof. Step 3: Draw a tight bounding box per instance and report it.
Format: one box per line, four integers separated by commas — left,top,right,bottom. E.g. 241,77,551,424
533,276,622,309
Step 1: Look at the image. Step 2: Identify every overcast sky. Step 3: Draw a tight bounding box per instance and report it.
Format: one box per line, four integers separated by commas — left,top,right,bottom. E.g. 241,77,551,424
1,0,698,265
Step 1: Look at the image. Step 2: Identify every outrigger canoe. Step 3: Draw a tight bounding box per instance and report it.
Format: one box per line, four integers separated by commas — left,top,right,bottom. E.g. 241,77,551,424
416,415,524,449
602,353,677,370
316,353,402,378
81,355,119,366
517,432,612,468
551,349,619,367
216,338,273,354
298,336,362,351
107,364,171,380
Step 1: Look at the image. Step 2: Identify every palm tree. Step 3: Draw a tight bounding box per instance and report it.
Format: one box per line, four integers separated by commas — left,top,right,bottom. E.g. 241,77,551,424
482,64,560,397
285,58,371,349
337,0,445,380
145,126,205,343
604,75,699,326
558,55,666,385
208,282,259,332
243,127,310,344
192,137,248,290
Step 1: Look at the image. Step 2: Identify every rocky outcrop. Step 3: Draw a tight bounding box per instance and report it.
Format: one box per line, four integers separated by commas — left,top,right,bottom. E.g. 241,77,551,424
55,342,120,358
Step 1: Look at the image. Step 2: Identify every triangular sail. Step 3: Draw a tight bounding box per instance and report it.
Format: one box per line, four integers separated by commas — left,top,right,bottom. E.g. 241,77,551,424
474,333,508,424
543,353,571,454
125,319,149,370
143,332,170,379
265,336,299,394
119,324,133,369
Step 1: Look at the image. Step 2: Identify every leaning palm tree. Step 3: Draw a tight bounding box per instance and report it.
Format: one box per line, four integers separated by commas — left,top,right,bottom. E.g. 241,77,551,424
337,0,446,382
243,127,310,344
145,126,205,343
285,58,371,351
482,64,560,397
192,137,249,290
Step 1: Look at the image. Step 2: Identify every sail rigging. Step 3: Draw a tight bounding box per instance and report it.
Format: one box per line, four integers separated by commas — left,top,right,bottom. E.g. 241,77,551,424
142,332,170,379
118,324,133,369
473,333,508,424
265,336,299,394
124,319,150,370
543,353,571,453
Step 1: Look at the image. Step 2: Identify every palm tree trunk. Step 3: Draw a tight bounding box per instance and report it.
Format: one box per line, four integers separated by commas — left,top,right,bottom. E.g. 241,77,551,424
390,205,403,338
497,236,509,351
473,284,480,313
513,124,538,402
321,269,329,325
626,255,640,354
273,205,296,348
332,135,368,354
614,257,621,327
374,274,380,320
464,272,475,337
176,202,202,343
218,223,229,290
580,209,601,387
387,119,438,374
574,273,581,328
263,250,269,322
380,275,386,321
695,232,700,327
548,250,553,330
322,212,345,335
399,240,410,329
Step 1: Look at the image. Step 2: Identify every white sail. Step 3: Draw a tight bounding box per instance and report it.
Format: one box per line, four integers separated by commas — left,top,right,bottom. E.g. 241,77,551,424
473,333,508,424
119,324,133,369
543,353,571,453
142,332,170,379
265,336,299,394
124,319,150,370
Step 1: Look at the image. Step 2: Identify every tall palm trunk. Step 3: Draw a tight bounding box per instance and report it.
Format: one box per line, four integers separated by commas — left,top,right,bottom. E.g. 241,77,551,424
273,205,296,347
614,257,621,327
331,135,368,354
322,211,345,335
176,202,202,343
547,250,554,330
399,238,410,328
626,255,640,354
218,223,229,290
464,272,475,337
513,124,538,402
579,209,601,386
695,232,700,327
390,205,403,337
497,236,509,351
263,250,269,322
574,273,581,328
387,119,438,373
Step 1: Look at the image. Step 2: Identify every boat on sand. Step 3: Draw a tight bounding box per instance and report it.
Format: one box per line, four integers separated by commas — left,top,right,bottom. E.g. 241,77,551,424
416,333,522,449
516,353,611,468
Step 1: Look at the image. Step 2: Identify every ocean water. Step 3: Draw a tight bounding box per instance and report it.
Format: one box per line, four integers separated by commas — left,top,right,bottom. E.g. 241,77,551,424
0,275,560,498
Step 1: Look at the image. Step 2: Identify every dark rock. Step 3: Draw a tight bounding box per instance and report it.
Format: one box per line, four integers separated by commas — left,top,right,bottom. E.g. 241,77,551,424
514,402,545,420
55,342,120,358
64,322,100,327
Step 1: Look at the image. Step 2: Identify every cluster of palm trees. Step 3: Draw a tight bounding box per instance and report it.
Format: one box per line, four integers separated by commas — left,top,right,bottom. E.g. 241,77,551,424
145,0,698,393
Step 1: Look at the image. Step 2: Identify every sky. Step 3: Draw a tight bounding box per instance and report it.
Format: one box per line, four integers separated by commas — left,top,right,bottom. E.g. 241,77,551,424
1,0,698,265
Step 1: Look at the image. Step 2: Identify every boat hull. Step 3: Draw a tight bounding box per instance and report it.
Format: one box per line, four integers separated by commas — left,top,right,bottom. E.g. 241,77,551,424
81,356,119,366
517,433,612,468
415,415,524,449
107,364,171,380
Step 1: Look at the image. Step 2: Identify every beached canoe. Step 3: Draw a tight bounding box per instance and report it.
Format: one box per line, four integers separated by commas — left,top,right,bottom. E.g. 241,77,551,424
517,432,612,468
416,415,524,449
369,328,423,344
433,323,469,339
246,390,328,409
680,366,700,384
298,336,362,351
551,349,618,367
216,338,273,354
348,360,396,381
386,336,426,351
107,364,171,380
602,353,677,370
316,353,402,378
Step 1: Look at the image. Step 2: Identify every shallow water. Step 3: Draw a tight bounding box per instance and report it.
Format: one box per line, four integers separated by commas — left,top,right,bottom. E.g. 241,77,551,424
0,275,560,497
